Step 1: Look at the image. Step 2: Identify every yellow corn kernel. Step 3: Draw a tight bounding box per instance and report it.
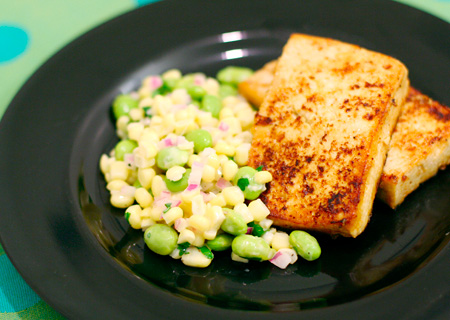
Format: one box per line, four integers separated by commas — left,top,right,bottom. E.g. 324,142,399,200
219,107,234,120
126,205,143,229
191,194,206,216
248,199,271,221
149,207,163,221
221,117,242,134
255,171,273,184
151,175,167,197
188,154,201,167
214,141,235,157
222,160,238,181
135,188,153,208
222,96,240,108
259,218,273,230
116,115,130,134
126,122,144,141
171,88,191,105
166,166,186,181
126,169,138,186
140,218,155,230
129,108,145,122
208,193,226,207
196,112,219,127
174,217,188,232
271,232,291,251
163,207,183,226
99,154,112,174
192,233,205,247
205,205,226,230
203,230,217,240
262,228,276,244
188,215,211,232
141,207,152,218
233,203,253,224
203,78,220,96
106,180,129,191
137,167,156,189
178,229,195,244
202,164,216,183
110,193,134,209
206,154,220,169
234,143,251,166
153,95,172,116
174,109,191,121
138,86,151,99
109,161,129,181
140,129,160,144
181,247,212,268
138,140,158,159
138,96,153,108
162,69,182,80
222,186,245,206
237,108,255,131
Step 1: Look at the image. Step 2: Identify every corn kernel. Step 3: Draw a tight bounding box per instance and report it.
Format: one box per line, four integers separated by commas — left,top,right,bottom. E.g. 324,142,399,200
129,108,145,122
138,97,153,108
178,229,195,244
163,207,183,226
141,207,152,218
191,194,206,216
271,231,291,251
203,230,217,240
233,203,253,223
219,107,234,120
181,247,212,268
237,108,255,131
106,180,129,191
109,161,129,181
137,167,156,189
162,69,182,80
188,215,211,232
171,88,191,105
259,218,273,230
100,154,112,174
214,141,235,157
125,205,142,229
140,218,155,230
203,78,220,96
255,171,273,184
221,117,242,134
174,218,188,232
206,154,220,169
166,166,186,181
205,205,226,230
149,207,163,221
222,160,239,181
234,143,251,166
208,193,226,207
151,175,166,197
222,186,245,206
116,115,130,134
192,233,205,247
202,164,216,183
188,154,201,167
248,199,271,221
110,193,134,209
138,140,158,159
135,188,153,208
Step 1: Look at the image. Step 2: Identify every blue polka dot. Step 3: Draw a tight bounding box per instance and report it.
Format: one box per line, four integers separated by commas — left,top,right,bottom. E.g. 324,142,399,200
0,254,40,312
0,24,29,63
135,0,160,7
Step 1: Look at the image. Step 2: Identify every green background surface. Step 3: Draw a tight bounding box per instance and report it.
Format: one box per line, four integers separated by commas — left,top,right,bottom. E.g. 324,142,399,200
0,0,449,318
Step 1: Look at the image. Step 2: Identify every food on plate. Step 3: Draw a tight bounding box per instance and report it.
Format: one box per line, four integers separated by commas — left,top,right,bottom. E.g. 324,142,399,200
239,61,450,209
378,88,450,208
247,33,409,237
99,67,321,269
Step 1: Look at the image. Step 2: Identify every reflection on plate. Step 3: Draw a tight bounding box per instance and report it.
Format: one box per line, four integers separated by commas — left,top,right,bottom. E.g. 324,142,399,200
0,0,449,319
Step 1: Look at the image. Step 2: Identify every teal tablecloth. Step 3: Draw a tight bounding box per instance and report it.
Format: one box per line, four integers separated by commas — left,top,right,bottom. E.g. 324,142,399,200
0,0,449,318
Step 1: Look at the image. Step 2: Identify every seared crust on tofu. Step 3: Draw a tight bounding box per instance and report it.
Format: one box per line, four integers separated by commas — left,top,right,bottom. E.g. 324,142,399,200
238,60,277,107
248,34,409,237
378,89,450,208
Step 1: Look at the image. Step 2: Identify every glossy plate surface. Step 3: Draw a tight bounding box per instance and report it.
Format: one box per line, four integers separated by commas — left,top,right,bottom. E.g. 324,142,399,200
0,0,449,319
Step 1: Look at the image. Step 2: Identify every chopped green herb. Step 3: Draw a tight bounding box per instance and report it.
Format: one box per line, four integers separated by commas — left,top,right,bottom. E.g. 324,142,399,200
163,203,172,213
248,221,265,237
124,211,130,221
142,106,153,117
178,242,190,256
198,245,214,259
237,178,250,191
256,165,263,172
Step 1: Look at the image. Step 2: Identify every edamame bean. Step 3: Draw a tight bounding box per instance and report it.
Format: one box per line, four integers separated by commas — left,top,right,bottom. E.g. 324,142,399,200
112,94,139,119
185,129,212,153
175,74,195,90
156,147,189,170
164,169,191,192
219,84,238,98
188,85,207,100
114,139,138,161
144,224,178,255
217,66,253,87
201,95,222,118
206,233,234,251
220,209,247,236
232,234,274,261
233,166,264,200
163,77,179,92
289,230,321,261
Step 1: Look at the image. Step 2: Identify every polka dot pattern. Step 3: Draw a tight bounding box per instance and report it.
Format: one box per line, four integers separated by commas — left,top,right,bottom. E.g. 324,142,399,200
0,25,29,64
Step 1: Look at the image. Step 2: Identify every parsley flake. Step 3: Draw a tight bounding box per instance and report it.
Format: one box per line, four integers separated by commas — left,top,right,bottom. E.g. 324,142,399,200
198,246,214,259
256,165,263,172
178,242,190,256
163,203,172,213
124,211,130,221
237,178,250,191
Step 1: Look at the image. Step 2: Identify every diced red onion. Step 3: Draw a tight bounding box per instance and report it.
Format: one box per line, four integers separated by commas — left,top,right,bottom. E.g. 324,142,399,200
188,161,204,187
159,137,175,149
270,251,291,269
129,91,139,100
186,184,198,191
172,104,188,111
246,227,253,235
154,190,172,207
149,76,163,90
218,121,230,132
201,191,215,203
194,74,206,86
124,153,135,167
216,178,232,190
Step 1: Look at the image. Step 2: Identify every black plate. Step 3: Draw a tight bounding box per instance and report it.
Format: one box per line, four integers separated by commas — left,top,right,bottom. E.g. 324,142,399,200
1,0,450,319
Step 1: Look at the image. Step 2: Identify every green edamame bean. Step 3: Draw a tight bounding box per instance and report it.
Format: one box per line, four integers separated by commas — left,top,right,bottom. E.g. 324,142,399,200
289,230,321,261
144,224,178,255
164,169,191,192
188,85,207,100
233,166,265,200
175,74,195,90
219,84,238,98
201,95,222,118
112,94,139,119
156,147,189,170
163,77,179,92
206,234,234,251
216,66,253,87
232,234,274,261
114,139,138,161
185,129,212,153
220,209,247,236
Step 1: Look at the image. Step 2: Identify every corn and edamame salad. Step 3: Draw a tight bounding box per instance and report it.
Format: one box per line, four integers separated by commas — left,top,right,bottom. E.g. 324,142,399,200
99,66,321,269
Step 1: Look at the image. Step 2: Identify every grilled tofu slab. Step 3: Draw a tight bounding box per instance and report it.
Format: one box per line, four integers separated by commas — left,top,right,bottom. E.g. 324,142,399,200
240,60,450,209
247,34,409,237
378,88,450,208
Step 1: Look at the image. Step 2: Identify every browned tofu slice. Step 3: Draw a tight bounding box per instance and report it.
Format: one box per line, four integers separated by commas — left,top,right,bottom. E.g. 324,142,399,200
248,34,409,237
377,88,450,208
